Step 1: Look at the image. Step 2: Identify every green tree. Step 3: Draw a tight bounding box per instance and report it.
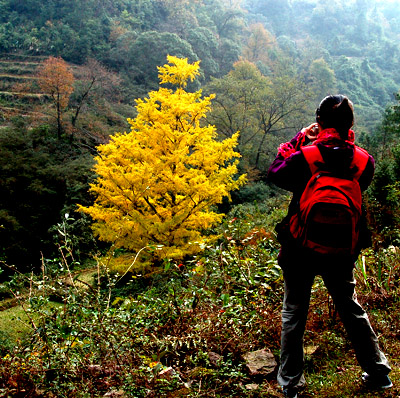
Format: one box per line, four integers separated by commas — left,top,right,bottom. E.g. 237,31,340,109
156,0,198,37
215,38,242,77
0,124,94,272
244,0,292,35
186,27,220,77
307,58,337,100
206,60,310,175
112,31,198,94
369,93,400,158
363,93,400,246
79,56,246,269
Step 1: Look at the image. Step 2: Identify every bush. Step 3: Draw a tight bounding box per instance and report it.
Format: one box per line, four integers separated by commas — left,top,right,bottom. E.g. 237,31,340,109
0,205,284,397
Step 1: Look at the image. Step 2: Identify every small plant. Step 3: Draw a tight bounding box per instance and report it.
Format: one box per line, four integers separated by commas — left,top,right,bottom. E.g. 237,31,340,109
1,200,399,397
0,202,286,397
355,247,400,298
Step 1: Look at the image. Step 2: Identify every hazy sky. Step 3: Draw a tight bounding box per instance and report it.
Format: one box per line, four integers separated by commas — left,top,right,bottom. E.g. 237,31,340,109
291,0,400,4
374,0,399,3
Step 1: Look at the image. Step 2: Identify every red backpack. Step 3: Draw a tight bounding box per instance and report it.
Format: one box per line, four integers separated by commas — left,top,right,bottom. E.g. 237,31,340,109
289,145,369,255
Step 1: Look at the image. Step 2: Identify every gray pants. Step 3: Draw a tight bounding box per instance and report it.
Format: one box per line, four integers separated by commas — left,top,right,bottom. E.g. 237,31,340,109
277,249,391,390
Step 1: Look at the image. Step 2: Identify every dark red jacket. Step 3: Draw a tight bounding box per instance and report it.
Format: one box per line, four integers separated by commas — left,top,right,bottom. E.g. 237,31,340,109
268,131,374,204
267,131,374,253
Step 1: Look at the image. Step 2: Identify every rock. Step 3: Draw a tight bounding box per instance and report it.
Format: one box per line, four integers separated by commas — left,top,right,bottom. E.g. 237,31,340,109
87,364,103,376
245,383,259,390
158,367,176,379
243,348,277,377
207,351,222,367
103,390,125,398
304,345,319,355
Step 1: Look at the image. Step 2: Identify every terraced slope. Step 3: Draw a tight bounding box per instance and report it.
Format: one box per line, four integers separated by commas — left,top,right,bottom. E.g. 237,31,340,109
0,53,51,122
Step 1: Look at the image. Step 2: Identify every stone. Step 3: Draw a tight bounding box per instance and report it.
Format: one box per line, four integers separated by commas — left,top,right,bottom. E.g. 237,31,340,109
103,390,125,398
87,364,103,375
304,345,319,355
207,351,222,367
243,348,277,377
245,383,259,390
158,367,176,379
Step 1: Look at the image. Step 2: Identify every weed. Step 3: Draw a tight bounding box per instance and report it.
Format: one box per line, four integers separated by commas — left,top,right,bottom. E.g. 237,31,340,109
0,201,399,397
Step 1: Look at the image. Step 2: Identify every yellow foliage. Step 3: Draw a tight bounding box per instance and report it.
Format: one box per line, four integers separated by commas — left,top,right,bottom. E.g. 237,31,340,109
79,56,246,269
105,252,154,275
158,55,200,87
242,23,276,65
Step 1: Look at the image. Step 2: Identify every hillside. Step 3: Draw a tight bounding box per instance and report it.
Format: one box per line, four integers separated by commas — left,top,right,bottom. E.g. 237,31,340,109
0,53,132,135
1,0,400,134
0,52,135,270
0,53,50,122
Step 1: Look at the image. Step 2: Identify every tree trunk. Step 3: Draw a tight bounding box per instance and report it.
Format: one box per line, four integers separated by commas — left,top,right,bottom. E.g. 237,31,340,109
57,91,62,139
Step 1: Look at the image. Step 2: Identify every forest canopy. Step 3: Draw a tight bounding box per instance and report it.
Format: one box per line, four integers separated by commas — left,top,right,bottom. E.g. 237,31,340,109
0,0,399,130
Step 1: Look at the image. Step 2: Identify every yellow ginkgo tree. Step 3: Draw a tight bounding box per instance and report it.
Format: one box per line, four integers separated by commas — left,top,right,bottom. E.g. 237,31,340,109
79,56,246,268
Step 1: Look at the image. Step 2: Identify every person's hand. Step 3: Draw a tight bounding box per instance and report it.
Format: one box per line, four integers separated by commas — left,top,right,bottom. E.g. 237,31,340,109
302,123,319,141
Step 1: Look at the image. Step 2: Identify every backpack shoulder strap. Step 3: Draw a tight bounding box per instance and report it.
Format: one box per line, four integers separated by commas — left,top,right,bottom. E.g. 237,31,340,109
301,145,322,175
301,144,370,180
352,146,370,180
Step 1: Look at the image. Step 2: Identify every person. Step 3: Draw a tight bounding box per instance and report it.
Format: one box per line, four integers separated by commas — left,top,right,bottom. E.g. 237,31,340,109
267,95,392,398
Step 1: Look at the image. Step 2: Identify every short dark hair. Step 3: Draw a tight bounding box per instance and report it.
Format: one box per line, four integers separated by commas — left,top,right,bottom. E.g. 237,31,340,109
316,95,354,139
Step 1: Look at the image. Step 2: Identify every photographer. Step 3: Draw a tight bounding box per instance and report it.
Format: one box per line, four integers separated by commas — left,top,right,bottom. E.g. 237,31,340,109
267,95,392,398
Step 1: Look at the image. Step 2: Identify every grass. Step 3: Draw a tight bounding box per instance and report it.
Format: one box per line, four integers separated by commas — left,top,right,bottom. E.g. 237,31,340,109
0,204,399,397
0,64,38,75
0,91,48,99
305,364,400,397
1,267,398,397
0,53,48,62
0,305,33,347
299,273,400,397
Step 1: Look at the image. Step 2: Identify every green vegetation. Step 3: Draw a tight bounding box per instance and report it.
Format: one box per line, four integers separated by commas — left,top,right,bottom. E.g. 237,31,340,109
0,123,97,271
0,306,32,346
0,202,399,397
0,0,399,129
